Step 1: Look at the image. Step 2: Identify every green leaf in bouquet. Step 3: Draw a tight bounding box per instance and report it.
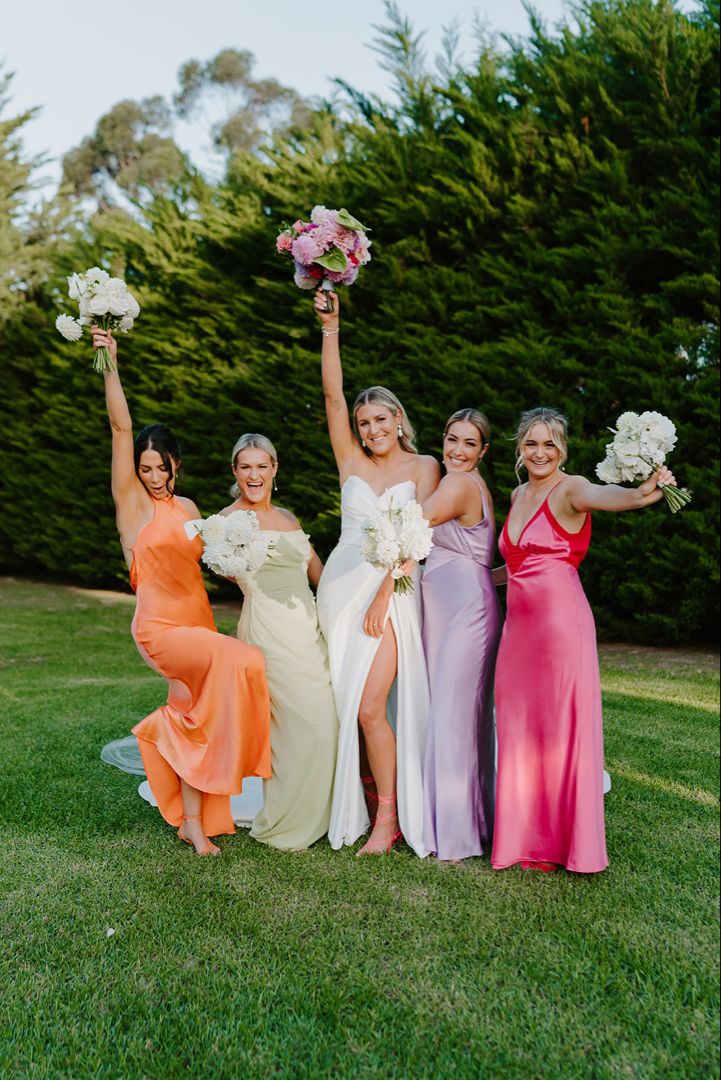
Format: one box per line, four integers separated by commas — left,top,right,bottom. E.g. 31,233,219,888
336,208,369,232
314,249,348,272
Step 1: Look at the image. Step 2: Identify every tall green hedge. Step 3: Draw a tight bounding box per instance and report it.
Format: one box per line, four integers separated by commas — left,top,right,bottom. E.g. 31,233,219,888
0,0,718,643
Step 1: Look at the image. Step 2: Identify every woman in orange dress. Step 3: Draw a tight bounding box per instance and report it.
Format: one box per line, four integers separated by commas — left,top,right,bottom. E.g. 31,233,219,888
94,326,271,856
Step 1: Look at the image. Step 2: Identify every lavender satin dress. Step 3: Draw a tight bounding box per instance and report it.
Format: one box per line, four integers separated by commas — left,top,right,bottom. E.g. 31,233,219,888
421,485,502,859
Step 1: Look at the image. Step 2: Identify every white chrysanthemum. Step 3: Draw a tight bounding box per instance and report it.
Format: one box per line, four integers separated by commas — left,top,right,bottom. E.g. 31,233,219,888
198,515,228,545
201,544,227,574
55,314,84,342
376,538,401,566
403,520,433,562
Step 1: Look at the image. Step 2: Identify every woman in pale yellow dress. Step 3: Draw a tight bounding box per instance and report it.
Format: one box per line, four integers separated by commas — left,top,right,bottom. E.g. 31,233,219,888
218,433,338,850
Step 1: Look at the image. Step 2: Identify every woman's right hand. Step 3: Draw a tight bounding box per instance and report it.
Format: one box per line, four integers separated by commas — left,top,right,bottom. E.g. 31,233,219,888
91,325,118,365
314,288,340,331
363,583,392,638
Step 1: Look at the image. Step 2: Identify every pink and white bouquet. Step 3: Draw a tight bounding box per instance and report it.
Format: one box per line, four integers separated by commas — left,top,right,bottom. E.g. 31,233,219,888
184,510,270,579
276,205,371,309
595,410,692,513
55,266,141,373
360,499,433,595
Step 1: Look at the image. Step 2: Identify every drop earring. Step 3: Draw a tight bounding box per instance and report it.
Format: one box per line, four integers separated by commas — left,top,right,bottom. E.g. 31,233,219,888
397,425,403,438
273,478,278,491
361,439,366,448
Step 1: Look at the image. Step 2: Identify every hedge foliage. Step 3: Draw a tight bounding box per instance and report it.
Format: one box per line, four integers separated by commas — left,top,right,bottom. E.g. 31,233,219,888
0,0,718,643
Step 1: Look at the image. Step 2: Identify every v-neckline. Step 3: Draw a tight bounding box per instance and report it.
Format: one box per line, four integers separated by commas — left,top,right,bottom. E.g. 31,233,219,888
505,483,561,547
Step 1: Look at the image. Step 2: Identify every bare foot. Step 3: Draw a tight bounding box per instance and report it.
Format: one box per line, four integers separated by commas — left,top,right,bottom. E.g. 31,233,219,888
178,816,220,856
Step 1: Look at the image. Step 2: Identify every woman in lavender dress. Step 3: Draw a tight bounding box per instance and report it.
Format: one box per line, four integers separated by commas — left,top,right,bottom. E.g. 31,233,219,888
421,409,502,861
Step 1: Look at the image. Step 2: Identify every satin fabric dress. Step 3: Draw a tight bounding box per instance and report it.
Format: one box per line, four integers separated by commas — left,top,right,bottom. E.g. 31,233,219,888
235,530,338,849
317,477,431,857
129,496,271,837
421,483,501,860
492,489,608,873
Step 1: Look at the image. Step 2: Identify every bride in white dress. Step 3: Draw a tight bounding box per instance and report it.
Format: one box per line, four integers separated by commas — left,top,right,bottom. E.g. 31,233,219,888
313,289,440,856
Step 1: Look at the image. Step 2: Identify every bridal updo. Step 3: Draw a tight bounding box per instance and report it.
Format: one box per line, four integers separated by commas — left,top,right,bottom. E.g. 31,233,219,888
352,386,417,455
230,433,278,498
513,407,568,480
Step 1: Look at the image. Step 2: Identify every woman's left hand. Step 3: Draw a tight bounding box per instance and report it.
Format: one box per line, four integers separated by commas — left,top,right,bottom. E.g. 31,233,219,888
638,465,677,498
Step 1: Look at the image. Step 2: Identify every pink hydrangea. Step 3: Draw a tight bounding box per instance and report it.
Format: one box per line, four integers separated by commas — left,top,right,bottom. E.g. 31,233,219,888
291,233,322,266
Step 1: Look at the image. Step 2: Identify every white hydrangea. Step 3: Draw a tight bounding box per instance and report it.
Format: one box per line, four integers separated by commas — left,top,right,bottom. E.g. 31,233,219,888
360,498,433,593
597,409,678,488
195,510,270,580
595,456,623,484
56,266,141,371
55,314,83,342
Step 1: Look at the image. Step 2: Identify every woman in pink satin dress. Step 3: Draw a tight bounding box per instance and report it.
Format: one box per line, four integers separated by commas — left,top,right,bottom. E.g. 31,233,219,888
492,407,678,874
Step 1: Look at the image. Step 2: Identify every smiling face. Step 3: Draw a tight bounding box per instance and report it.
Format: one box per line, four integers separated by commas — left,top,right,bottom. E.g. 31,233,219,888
233,447,277,507
443,420,487,473
354,403,399,458
138,449,176,499
521,422,563,481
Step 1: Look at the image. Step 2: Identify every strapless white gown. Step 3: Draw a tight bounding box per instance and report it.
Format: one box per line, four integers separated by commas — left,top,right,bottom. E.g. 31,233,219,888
317,476,431,857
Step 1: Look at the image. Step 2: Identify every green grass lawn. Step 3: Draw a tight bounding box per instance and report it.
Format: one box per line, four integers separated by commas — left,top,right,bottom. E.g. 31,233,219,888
0,578,718,1079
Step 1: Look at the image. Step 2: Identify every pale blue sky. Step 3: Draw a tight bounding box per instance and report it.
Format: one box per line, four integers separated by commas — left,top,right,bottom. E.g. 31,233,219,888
2,0,696,188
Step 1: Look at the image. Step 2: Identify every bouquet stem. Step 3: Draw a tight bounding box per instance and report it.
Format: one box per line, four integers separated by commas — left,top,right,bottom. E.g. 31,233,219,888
91,316,116,373
393,575,414,595
660,484,692,513
92,345,115,374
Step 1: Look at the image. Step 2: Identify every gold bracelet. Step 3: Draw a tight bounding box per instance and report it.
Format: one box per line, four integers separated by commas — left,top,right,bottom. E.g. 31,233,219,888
321,327,340,337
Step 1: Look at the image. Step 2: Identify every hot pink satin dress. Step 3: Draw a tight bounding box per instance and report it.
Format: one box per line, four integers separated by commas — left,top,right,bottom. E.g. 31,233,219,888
492,488,608,873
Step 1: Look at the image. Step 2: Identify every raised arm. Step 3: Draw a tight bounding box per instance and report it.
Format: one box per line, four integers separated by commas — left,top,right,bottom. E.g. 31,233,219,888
92,326,141,514
564,466,676,514
313,289,357,471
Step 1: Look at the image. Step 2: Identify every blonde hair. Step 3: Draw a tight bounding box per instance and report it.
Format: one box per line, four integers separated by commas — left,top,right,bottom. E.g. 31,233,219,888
514,407,568,481
230,432,278,498
444,408,491,449
352,386,417,456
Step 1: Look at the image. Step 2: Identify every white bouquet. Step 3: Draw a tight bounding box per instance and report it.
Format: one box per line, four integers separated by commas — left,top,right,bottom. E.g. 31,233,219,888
595,411,692,513
360,498,433,594
55,266,141,373
184,510,270,578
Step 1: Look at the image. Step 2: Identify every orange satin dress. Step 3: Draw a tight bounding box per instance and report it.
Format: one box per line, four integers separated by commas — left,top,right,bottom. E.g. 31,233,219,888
129,496,271,837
